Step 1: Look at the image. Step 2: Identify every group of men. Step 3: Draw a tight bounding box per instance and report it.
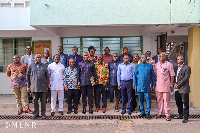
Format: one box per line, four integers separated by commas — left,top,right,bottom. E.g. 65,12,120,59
6,45,191,123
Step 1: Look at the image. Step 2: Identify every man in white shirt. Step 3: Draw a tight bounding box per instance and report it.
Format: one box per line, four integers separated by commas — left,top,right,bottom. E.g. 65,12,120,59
48,54,65,116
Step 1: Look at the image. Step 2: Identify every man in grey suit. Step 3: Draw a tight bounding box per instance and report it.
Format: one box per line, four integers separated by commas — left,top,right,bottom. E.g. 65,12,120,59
173,55,191,123
27,54,48,119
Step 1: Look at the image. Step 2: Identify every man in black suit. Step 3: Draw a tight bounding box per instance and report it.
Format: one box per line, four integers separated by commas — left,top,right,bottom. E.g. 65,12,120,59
153,48,168,63
173,55,191,123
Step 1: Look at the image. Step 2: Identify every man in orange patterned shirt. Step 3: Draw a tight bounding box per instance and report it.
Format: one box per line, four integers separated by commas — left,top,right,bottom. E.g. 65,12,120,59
94,54,109,113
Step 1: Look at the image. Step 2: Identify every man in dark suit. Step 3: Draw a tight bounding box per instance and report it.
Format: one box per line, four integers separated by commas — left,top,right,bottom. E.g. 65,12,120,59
173,55,191,123
119,47,133,63
67,46,83,68
77,52,98,114
153,48,168,63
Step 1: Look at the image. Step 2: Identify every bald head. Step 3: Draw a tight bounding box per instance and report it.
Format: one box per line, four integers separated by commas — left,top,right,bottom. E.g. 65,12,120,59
159,52,166,62
13,55,20,64
123,47,128,55
69,58,75,68
34,54,41,64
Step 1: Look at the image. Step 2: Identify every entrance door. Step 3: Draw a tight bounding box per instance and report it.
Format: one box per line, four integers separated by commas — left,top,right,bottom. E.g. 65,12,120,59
33,42,52,58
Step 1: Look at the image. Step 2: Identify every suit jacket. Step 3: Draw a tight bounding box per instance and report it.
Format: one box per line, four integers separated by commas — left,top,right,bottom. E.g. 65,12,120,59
67,54,83,68
152,55,169,63
174,64,191,93
77,61,98,86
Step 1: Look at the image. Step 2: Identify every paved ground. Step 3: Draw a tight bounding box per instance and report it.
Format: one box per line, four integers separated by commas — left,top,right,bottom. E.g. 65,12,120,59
0,94,200,133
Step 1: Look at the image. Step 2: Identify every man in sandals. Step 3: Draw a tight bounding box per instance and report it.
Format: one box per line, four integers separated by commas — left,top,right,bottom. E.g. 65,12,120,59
154,52,175,121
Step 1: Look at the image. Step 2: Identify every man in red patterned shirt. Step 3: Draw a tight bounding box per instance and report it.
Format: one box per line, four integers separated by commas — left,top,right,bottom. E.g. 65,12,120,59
94,54,109,113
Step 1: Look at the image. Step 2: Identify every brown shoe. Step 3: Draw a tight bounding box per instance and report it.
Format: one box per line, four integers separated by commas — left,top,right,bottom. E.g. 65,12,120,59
25,109,33,114
155,115,162,119
96,108,100,112
166,116,171,121
103,108,106,113
115,106,119,112
18,109,23,115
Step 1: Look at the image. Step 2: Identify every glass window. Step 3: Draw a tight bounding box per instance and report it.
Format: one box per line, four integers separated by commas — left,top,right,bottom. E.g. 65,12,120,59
102,38,121,55
82,38,101,56
15,38,31,57
63,38,81,55
123,37,142,56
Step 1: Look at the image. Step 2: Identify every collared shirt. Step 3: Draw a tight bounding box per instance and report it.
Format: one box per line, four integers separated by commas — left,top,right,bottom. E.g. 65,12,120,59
53,53,68,68
94,62,109,84
21,54,35,65
154,61,175,92
103,54,113,64
146,58,155,68
48,62,65,90
67,54,83,68
6,62,28,88
117,62,135,85
63,66,78,89
176,64,184,83
88,56,97,63
27,63,48,92
134,63,156,92
41,57,53,65
132,60,140,68
119,54,133,63
108,61,121,86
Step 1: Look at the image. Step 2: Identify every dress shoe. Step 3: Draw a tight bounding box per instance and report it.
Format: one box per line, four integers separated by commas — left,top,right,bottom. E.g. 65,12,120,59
173,115,183,119
59,111,63,115
82,108,86,114
24,109,33,114
74,110,78,114
166,116,171,121
96,108,100,112
89,108,93,114
115,106,119,112
51,112,55,116
121,111,126,115
138,113,146,118
67,110,72,114
128,111,131,115
110,99,114,103
182,119,188,123
42,114,46,119
18,109,23,115
146,114,150,119
155,115,162,119
103,108,106,113
32,115,39,119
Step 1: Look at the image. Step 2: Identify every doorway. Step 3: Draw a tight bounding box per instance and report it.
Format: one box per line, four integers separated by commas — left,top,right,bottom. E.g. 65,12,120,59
33,41,52,58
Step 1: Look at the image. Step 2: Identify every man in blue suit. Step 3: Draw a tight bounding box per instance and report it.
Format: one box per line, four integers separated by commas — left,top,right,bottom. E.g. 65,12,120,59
67,46,83,68
134,54,156,119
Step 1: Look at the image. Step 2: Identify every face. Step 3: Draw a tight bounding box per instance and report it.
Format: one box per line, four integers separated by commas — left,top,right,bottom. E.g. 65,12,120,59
69,59,75,67
123,48,128,55
44,51,49,58
97,55,103,63
133,54,139,62
83,52,89,61
159,52,166,62
104,48,110,55
58,46,63,54
90,49,95,56
146,51,151,57
72,47,78,55
26,46,32,53
123,55,129,64
54,55,60,64
113,53,118,62
177,56,184,65
13,55,20,64
140,55,147,63
34,54,41,64
157,48,162,55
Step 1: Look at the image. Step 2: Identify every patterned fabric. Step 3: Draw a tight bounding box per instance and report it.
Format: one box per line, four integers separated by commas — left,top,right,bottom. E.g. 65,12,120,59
146,58,155,68
94,62,109,84
67,54,83,67
88,56,97,63
63,66,78,89
6,63,28,88
103,54,113,64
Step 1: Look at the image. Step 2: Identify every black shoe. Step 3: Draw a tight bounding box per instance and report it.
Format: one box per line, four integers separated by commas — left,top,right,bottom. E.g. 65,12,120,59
138,113,146,118
121,111,126,115
110,99,114,103
32,115,38,119
74,110,78,114
82,108,86,114
41,115,46,119
182,119,188,123
67,110,72,114
59,111,63,115
29,99,33,104
173,115,183,119
146,114,150,119
56,101,59,104
89,108,93,114
51,112,55,116
128,111,131,115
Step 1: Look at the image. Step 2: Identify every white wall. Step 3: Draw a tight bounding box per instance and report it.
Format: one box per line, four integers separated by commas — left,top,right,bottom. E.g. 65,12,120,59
143,35,157,57
0,73,14,94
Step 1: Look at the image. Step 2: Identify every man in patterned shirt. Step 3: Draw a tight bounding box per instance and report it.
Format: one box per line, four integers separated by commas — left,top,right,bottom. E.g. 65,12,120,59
63,58,79,114
94,54,109,113
6,55,33,115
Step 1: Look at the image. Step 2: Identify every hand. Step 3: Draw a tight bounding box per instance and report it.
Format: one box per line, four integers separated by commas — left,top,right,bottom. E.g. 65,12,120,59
48,84,51,89
27,88,31,92
118,85,121,90
64,86,68,91
103,82,107,87
46,88,48,92
44,61,48,64
132,85,134,89
134,87,137,91
174,84,178,89
78,82,81,88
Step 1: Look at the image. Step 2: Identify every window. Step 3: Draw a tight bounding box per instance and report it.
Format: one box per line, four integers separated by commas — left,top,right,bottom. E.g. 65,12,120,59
62,37,143,56
0,38,31,72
